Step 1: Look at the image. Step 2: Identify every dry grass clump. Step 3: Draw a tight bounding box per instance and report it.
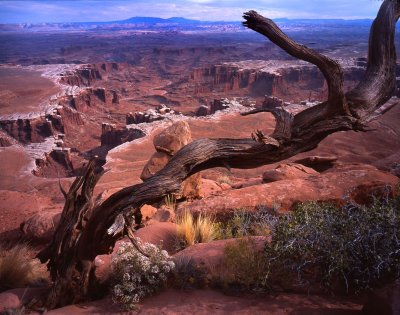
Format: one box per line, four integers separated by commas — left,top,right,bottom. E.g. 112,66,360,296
0,243,47,292
164,194,177,211
176,210,218,248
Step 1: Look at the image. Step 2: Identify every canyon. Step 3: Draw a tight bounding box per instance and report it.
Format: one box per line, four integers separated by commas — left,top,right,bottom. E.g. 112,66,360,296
0,16,399,314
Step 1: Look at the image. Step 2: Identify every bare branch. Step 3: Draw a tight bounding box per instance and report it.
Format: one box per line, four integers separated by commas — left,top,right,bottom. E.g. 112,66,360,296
242,10,346,115
346,0,400,118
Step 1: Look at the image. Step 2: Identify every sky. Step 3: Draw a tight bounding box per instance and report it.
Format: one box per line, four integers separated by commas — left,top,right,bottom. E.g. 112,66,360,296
0,0,384,24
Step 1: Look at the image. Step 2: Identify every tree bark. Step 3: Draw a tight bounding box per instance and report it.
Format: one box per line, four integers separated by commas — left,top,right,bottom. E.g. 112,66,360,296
38,0,400,309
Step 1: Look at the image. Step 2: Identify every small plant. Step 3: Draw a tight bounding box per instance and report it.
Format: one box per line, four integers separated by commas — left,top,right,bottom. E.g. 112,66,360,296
0,243,47,292
215,207,277,239
217,237,268,292
172,255,207,290
217,175,232,186
265,197,400,293
176,210,218,248
111,240,175,310
164,194,177,211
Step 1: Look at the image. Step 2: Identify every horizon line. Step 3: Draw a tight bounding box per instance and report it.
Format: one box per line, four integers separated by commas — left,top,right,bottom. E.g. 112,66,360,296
1,15,377,25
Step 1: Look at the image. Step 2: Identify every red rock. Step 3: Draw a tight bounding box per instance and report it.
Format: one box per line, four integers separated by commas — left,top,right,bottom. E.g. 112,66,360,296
141,121,202,199
20,210,61,242
181,173,202,199
0,292,20,312
199,178,223,198
140,204,157,221
173,237,267,276
179,164,398,216
294,155,338,172
0,288,48,313
140,151,171,180
0,129,18,147
134,222,178,254
151,206,175,223
153,121,191,155
262,163,319,183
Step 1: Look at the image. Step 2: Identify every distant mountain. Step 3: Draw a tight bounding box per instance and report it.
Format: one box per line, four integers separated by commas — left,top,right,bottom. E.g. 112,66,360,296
116,16,202,24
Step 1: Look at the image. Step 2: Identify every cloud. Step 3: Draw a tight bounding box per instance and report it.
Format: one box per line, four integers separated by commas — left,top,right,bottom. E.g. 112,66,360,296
0,0,383,23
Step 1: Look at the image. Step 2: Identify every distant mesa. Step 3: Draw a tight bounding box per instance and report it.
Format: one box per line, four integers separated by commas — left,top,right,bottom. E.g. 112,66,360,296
115,16,202,25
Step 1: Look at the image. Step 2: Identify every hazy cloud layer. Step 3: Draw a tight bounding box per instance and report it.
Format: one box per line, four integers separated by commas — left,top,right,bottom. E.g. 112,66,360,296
0,0,383,23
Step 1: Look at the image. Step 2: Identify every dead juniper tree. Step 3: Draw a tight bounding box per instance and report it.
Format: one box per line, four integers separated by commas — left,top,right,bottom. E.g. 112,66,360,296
38,0,400,309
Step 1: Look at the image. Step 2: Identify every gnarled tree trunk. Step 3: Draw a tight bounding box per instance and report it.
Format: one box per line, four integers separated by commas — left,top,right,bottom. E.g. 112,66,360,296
38,0,400,309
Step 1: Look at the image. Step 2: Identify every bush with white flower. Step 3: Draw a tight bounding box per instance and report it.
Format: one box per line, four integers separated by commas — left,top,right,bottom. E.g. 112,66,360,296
111,240,175,309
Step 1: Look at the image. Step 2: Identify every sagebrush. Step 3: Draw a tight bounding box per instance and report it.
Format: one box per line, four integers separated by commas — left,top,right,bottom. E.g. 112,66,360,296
214,207,277,239
265,197,400,293
111,240,175,309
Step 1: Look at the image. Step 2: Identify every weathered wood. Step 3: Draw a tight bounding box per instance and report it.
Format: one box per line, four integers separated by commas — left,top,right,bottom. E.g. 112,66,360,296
37,159,103,308
346,0,400,118
38,0,400,308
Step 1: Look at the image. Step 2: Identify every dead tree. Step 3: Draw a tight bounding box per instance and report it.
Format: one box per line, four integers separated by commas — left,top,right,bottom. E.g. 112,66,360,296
38,0,400,309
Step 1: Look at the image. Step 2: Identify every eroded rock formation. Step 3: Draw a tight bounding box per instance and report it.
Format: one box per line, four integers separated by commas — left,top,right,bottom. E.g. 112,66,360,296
59,63,125,87
126,105,179,125
190,60,366,102
100,123,146,148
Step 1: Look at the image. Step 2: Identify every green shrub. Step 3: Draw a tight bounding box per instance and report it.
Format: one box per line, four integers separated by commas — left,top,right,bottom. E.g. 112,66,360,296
110,240,175,310
172,255,208,290
217,237,268,292
265,197,400,293
215,207,277,239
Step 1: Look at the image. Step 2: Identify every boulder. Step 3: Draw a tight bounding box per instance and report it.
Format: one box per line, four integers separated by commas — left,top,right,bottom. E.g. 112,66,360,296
141,121,202,199
153,120,191,155
151,206,175,223
134,222,178,254
181,173,202,200
262,163,319,183
140,151,170,180
20,210,61,242
363,280,400,315
173,237,266,276
140,204,157,221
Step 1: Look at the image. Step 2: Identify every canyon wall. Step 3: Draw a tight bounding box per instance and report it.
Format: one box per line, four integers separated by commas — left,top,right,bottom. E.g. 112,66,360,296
189,61,366,102
59,62,126,87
